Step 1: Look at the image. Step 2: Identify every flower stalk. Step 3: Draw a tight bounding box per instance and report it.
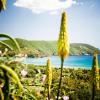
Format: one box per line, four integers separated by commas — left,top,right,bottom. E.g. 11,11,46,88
57,11,69,100
91,52,99,100
46,59,52,100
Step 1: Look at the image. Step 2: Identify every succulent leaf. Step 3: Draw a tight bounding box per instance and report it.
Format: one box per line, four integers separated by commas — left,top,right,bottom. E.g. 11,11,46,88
0,64,23,90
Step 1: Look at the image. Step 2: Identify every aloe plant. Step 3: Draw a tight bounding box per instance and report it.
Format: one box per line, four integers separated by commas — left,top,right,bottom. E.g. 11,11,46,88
0,34,21,100
0,34,21,52
0,64,23,89
91,52,99,100
0,41,13,51
46,59,52,100
57,12,69,100
0,64,23,100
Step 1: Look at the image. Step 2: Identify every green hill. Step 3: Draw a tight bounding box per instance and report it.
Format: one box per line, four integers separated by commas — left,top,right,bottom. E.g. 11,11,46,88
0,38,100,57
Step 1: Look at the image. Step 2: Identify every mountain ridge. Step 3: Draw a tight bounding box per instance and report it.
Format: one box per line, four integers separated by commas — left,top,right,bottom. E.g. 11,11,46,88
0,38,100,57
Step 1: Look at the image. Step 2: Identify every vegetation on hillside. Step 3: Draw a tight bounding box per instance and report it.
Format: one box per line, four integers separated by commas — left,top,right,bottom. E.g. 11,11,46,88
0,38,100,57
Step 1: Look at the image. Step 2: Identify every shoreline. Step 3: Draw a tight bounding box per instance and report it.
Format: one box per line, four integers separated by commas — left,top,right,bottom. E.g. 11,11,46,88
26,64,92,70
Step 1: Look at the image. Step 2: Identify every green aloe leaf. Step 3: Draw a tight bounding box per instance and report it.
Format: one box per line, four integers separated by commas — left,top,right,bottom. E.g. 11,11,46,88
0,41,13,50
0,64,23,90
0,34,21,53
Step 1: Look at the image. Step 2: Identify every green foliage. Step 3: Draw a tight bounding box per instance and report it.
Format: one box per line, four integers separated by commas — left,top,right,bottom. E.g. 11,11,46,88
0,41,13,51
0,62,99,100
0,64,23,90
1,38,100,57
0,34,21,53
70,43,100,55
0,34,22,99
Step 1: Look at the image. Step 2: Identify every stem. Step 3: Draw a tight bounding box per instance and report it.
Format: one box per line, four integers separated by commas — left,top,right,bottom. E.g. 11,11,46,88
2,70,9,100
0,88,4,100
57,57,64,100
48,85,50,100
92,82,95,100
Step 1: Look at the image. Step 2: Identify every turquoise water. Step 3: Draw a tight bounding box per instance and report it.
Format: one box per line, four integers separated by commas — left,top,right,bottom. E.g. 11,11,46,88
22,55,100,69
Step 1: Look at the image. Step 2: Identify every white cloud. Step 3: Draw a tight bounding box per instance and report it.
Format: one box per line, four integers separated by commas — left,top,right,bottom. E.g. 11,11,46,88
14,0,77,14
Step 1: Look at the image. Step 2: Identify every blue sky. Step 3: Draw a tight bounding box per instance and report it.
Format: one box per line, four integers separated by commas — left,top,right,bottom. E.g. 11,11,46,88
0,0,100,48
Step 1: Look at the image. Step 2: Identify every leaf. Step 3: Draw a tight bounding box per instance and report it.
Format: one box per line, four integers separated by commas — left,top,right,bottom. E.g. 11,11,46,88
0,34,21,53
0,41,13,50
0,64,23,90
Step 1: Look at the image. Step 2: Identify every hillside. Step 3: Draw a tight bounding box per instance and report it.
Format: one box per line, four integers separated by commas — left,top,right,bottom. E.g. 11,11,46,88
0,38,100,57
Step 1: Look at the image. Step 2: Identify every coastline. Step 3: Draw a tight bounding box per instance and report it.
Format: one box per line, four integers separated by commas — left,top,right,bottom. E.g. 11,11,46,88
22,55,99,69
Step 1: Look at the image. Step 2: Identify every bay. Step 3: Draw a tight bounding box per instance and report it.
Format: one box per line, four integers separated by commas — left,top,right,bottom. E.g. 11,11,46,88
22,55,100,69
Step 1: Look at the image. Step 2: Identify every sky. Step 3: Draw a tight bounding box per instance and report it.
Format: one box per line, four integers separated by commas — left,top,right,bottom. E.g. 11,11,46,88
0,0,100,48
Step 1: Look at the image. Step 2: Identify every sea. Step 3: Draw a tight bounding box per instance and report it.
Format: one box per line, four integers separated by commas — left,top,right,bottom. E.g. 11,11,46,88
22,55,100,69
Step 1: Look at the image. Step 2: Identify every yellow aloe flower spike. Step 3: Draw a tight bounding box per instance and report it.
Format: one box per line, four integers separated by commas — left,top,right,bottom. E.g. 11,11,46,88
0,0,6,12
58,12,69,59
57,11,69,100
46,59,52,100
92,51,99,90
